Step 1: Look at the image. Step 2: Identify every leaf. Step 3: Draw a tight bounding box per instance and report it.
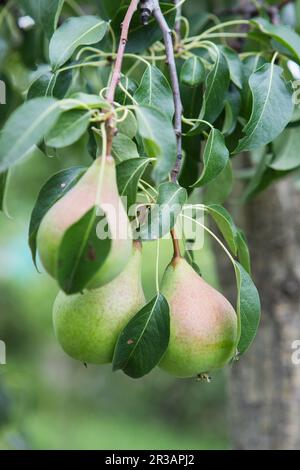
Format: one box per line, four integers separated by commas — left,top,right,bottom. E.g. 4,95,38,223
180,56,206,87
29,166,86,266
49,16,108,69
204,160,233,205
270,127,300,171
135,105,177,183
252,18,300,64
139,182,187,240
235,63,294,153
222,88,241,136
113,294,170,379
19,0,64,39
184,249,202,276
234,262,261,356
45,109,91,148
236,230,251,274
112,134,140,162
0,171,8,213
220,46,243,89
242,152,291,200
202,48,230,124
134,66,174,121
116,158,149,209
69,92,111,110
27,69,72,100
240,55,267,119
0,98,61,173
117,110,137,138
191,129,229,187
206,204,238,255
115,75,138,106
57,207,111,294
98,0,125,20
113,3,176,53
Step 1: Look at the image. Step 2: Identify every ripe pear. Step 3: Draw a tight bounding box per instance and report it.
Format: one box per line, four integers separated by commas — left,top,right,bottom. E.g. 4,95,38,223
160,257,238,378
53,242,145,364
37,156,132,289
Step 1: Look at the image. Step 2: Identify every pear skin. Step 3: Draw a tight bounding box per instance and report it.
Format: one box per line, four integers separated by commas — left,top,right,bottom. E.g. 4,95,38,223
160,258,238,378
53,242,145,364
37,156,132,288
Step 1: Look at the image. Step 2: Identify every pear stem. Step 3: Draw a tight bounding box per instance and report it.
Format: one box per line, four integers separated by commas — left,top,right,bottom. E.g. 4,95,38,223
105,0,139,156
171,229,181,259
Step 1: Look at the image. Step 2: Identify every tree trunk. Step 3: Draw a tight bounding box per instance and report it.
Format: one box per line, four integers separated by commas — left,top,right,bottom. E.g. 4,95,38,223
222,178,300,450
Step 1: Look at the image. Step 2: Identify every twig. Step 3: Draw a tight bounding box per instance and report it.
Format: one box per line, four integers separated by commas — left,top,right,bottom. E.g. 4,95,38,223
152,0,183,183
173,0,182,39
105,0,139,156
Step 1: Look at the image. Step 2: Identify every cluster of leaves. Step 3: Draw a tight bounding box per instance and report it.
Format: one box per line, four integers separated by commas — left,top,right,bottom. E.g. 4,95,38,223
0,0,299,378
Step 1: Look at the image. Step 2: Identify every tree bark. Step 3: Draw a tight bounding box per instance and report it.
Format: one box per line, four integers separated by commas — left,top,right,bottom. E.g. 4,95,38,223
220,178,300,449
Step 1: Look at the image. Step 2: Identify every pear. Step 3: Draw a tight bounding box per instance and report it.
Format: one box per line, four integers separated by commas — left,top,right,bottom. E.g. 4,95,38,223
37,156,132,289
160,257,238,378
53,242,145,364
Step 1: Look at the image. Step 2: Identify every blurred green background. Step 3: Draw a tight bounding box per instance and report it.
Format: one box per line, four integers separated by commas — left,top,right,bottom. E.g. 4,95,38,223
0,150,230,450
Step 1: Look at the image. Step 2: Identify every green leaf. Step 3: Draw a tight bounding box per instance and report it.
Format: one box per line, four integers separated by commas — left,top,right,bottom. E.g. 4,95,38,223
115,75,138,106
116,158,149,209
191,129,229,187
240,55,266,119
220,46,243,89
204,161,233,205
252,18,300,64
45,109,91,148
180,56,206,87
270,128,300,171
135,105,177,184
117,110,137,138
0,98,61,173
222,88,241,136
139,182,187,240
235,63,294,153
113,3,176,53
69,92,111,110
29,166,86,266
202,48,230,124
242,152,291,200
134,66,174,121
206,204,238,255
49,16,108,69
98,0,125,20
0,171,8,213
19,0,64,39
112,134,140,162
27,69,72,100
236,230,251,274
184,249,202,276
234,262,261,356
113,294,170,379
57,207,111,294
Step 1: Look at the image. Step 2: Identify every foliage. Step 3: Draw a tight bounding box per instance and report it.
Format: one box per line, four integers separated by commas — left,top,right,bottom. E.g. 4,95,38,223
0,0,299,380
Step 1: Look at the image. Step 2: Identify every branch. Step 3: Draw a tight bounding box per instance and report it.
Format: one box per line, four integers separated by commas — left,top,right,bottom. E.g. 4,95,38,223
152,0,183,183
105,0,139,156
173,0,182,39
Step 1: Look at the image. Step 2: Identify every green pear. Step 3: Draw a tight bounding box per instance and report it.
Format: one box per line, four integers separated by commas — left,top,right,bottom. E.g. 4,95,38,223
53,242,145,364
37,156,132,289
160,257,238,378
